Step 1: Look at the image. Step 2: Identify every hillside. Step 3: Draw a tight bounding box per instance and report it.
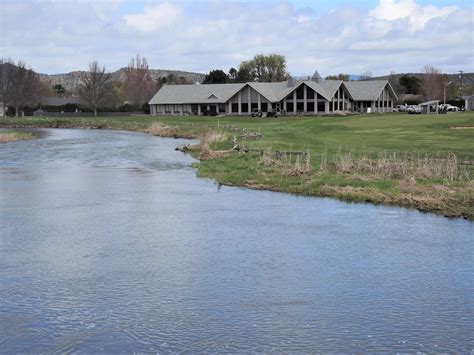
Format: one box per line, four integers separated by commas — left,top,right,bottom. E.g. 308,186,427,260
39,68,206,93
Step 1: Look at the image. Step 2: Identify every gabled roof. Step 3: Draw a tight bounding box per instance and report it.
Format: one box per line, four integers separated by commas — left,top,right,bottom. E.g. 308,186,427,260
149,83,246,104
148,79,398,105
304,80,331,100
319,80,343,98
344,80,398,101
247,81,285,102
265,80,331,101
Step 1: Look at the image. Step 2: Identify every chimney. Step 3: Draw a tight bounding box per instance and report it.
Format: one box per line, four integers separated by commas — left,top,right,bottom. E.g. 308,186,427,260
287,77,295,87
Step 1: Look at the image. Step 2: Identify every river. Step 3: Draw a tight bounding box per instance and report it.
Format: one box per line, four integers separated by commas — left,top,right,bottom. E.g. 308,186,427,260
0,129,472,352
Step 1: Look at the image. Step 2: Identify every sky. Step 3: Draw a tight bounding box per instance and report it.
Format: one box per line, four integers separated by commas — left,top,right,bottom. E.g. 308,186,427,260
1,0,473,76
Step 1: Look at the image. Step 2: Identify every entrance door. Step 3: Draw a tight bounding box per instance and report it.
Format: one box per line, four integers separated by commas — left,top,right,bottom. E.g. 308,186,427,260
209,105,217,116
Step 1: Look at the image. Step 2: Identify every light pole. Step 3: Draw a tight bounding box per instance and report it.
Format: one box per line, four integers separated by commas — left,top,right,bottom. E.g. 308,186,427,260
459,70,464,100
444,81,453,105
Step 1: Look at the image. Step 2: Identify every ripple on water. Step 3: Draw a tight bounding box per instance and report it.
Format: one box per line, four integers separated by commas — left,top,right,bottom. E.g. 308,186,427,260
0,129,473,353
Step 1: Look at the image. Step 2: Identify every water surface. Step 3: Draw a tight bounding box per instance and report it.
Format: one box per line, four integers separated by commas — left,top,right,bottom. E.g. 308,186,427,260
1,129,472,352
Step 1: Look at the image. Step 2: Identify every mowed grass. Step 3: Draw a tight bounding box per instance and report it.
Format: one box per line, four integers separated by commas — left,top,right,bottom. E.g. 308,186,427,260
1,112,473,218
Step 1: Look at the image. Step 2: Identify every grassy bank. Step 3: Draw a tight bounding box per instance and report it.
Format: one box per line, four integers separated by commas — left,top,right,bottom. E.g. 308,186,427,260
1,113,473,219
0,130,36,143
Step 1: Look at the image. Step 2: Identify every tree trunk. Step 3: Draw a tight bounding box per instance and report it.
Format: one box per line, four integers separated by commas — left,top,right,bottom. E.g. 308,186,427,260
15,106,19,117
94,107,97,117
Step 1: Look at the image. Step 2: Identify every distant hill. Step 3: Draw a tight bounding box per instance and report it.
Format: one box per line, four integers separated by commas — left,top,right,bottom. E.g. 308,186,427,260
39,68,206,94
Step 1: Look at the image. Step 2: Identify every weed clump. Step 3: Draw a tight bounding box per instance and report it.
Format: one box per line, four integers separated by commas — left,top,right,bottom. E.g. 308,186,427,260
198,129,229,160
320,147,471,183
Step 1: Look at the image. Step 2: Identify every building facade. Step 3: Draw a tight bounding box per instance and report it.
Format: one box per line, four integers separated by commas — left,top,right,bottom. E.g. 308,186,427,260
149,79,397,116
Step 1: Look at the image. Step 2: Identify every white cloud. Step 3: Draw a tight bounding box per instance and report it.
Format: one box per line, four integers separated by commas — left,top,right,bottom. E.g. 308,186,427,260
370,0,457,32
1,0,472,76
122,2,182,33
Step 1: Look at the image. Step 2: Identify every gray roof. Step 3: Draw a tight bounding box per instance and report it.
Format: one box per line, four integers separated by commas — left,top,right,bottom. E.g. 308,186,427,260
319,80,343,98
248,81,289,102
148,79,396,105
149,80,332,105
149,83,245,104
305,80,332,100
344,80,397,101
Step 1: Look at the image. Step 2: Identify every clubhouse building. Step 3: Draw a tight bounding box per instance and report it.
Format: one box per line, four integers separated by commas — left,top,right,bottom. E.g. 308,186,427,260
149,78,397,116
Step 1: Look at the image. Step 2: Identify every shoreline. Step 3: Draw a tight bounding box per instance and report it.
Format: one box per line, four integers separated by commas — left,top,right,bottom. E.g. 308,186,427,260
1,116,472,220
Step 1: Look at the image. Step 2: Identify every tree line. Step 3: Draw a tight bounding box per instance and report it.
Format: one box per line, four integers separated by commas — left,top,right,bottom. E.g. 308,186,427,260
202,54,291,84
1,54,469,117
0,55,173,117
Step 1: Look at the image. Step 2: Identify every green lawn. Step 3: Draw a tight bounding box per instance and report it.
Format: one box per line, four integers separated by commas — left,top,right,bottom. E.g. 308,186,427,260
1,112,473,218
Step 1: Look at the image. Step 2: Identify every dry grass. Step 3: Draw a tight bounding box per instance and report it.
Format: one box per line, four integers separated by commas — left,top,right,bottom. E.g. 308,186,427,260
0,133,19,143
259,149,312,176
198,129,229,159
321,147,471,183
0,132,33,143
145,122,195,139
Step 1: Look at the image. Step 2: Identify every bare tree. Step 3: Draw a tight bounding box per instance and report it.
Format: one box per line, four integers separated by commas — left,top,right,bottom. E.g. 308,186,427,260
0,58,42,116
79,60,112,116
124,54,157,110
388,71,403,98
420,65,446,101
359,71,373,81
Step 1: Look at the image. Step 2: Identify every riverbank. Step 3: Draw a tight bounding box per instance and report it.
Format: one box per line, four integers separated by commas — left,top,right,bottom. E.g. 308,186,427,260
1,114,473,219
0,130,36,143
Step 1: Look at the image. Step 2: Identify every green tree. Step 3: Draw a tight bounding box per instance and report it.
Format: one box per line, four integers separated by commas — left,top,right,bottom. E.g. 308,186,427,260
203,69,228,84
228,67,238,81
399,75,421,94
53,83,65,96
237,54,289,82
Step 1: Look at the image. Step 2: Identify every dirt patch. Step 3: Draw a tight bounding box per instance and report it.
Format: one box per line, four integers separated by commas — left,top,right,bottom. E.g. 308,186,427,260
450,126,474,129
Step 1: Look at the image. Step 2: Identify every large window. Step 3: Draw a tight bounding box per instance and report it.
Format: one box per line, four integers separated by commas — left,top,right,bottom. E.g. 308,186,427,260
297,102,304,112
241,103,248,112
232,103,238,113
261,102,268,112
318,102,325,112
307,102,314,112
307,87,314,100
286,102,294,112
297,85,304,99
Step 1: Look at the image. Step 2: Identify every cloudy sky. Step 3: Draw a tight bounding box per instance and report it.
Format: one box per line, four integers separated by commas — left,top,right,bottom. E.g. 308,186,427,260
1,0,473,76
